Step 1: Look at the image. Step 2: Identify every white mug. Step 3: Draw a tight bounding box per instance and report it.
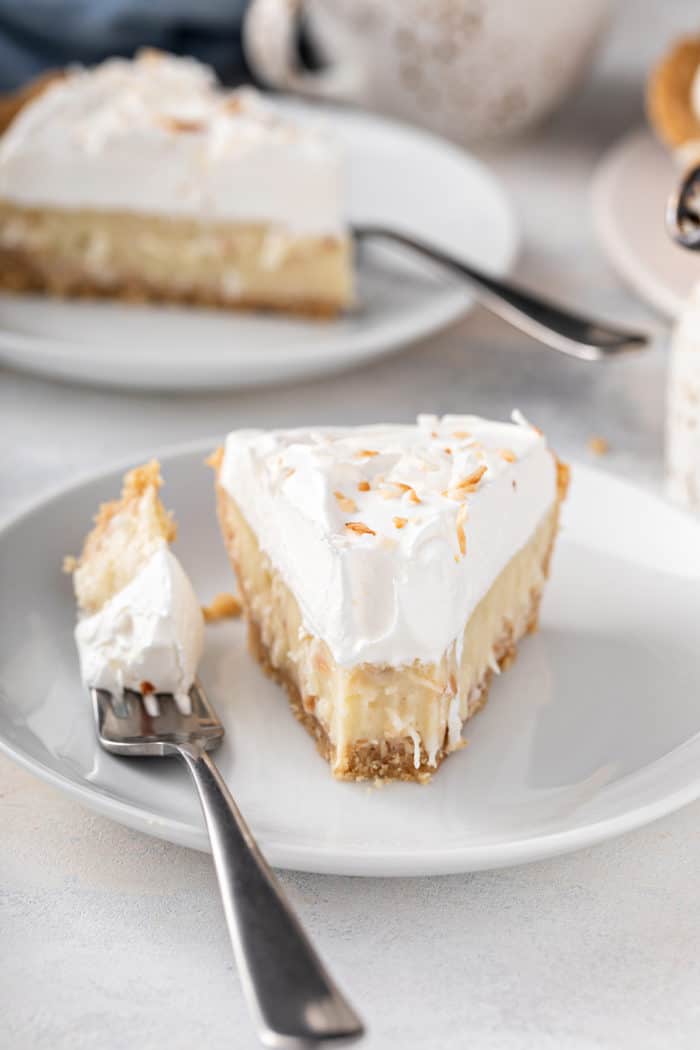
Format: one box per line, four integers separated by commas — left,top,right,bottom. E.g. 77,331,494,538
243,0,612,144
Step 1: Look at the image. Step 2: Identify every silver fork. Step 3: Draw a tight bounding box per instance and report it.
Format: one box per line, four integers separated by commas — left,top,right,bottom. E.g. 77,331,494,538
353,225,650,361
91,681,365,1048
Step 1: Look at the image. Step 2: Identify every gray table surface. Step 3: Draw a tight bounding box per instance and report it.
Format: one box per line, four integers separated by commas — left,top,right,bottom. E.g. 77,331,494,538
3,3,700,1048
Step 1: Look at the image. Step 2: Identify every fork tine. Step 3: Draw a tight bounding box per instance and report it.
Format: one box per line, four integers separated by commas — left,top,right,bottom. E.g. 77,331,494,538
110,691,131,719
142,692,160,718
190,679,226,734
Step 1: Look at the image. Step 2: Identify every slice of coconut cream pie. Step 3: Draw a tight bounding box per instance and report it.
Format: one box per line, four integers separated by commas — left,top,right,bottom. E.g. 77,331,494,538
67,461,204,712
0,50,352,315
214,414,568,781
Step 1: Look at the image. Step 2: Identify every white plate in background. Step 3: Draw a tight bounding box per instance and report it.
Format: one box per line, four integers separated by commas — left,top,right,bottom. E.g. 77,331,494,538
592,129,698,318
1,444,700,876
0,102,517,390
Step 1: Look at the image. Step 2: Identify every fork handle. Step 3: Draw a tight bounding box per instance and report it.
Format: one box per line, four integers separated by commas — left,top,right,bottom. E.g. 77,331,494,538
353,225,649,361
178,744,364,1048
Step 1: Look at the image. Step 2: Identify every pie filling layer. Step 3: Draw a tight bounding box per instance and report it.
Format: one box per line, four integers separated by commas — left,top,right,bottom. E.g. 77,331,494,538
0,204,352,314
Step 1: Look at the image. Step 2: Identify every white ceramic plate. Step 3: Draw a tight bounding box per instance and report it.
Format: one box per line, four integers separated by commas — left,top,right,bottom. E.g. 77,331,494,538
592,129,699,318
0,102,516,390
2,443,700,876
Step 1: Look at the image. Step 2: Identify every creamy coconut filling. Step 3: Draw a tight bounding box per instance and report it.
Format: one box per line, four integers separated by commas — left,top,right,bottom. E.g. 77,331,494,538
75,545,204,713
0,50,344,236
0,205,352,309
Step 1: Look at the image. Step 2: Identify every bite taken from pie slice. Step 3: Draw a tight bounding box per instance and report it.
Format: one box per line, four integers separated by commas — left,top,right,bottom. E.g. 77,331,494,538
66,460,204,712
213,413,568,782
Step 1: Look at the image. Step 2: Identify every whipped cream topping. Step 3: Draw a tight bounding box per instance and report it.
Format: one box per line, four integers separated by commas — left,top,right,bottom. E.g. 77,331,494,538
75,546,204,711
220,414,557,668
0,50,343,234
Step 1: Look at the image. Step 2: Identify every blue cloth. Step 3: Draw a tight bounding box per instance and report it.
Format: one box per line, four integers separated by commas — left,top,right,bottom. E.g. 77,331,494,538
0,0,251,89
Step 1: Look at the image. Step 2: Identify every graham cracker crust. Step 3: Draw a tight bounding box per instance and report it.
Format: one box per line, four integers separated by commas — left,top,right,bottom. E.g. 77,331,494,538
0,247,344,319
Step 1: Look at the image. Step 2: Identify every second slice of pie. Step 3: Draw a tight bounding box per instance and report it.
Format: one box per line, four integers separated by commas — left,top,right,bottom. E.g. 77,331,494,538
0,50,352,316
214,414,568,781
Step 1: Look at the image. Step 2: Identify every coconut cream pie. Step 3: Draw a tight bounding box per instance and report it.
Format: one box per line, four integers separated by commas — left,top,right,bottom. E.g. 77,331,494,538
67,461,204,713
0,50,352,315
214,414,568,781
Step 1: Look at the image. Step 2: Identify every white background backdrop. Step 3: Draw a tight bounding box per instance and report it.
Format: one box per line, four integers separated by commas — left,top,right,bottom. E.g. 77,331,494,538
2,3,700,1047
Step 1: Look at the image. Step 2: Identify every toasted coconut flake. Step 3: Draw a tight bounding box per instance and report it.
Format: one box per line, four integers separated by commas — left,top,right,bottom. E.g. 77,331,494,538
381,481,408,496
140,680,156,695
345,521,376,537
452,430,471,439
444,464,488,501
393,516,408,529
357,480,370,492
556,459,571,500
380,481,421,504
334,490,357,513
444,447,452,455
62,555,78,574
314,653,330,674
140,47,166,65
457,464,487,492
456,504,468,557
500,448,517,463
394,482,421,503
587,435,609,456
202,592,243,623
205,446,224,471
158,115,204,133
356,449,379,458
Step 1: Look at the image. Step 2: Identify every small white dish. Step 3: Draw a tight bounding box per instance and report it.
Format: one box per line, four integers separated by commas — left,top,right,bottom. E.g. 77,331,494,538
2,442,700,876
592,129,699,318
0,102,516,391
